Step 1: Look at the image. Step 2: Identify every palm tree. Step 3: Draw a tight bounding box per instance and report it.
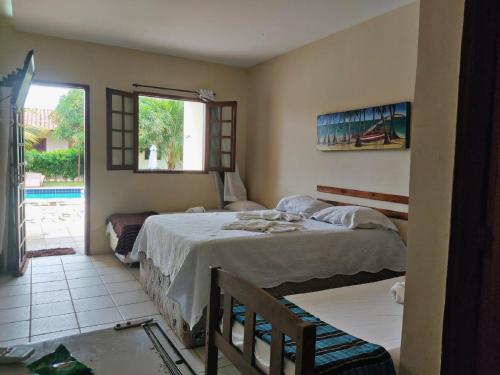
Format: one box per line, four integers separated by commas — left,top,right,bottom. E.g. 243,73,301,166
138,97,184,170
23,125,49,150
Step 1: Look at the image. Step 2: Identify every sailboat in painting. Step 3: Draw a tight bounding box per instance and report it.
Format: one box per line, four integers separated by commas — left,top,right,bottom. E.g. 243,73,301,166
317,102,411,151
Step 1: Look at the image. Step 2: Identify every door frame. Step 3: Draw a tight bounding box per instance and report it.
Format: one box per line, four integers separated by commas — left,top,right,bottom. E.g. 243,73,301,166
31,81,90,255
441,0,500,373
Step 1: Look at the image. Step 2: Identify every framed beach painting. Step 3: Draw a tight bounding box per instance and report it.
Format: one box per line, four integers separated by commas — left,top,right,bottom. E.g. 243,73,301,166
316,102,411,151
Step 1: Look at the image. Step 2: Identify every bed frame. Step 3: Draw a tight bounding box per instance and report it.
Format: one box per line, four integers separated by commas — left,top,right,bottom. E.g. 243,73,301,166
142,186,409,349
206,267,316,374
316,185,409,221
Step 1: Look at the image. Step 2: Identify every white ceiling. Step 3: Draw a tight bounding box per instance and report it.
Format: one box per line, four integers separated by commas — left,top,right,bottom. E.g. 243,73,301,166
10,0,415,67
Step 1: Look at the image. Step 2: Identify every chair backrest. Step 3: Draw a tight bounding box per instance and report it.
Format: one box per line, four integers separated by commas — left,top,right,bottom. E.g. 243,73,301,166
205,267,316,374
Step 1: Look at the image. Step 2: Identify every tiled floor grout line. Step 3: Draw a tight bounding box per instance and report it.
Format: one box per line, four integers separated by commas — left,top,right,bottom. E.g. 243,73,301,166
94,258,132,322
28,257,33,341
60,256,83,337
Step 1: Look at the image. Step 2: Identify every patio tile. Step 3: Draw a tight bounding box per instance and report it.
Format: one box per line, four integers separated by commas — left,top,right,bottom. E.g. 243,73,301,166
0,294,31,309
0,320,30,341
63,262,95,272
61,255,91,264
65,268,99,279
30,329,80,343
32,300,74,319
31,313,78,336
105,280,142,294
31,256,62,266
111,290,150,306
0,284,31,298
0,274,31,287
73,295,115,312
96,266,129,276
118,301,158,320
32,272,66,283
100,272,135,284
67,276,102,289
80,322,119,333
77,307,123,327
32,289,71,305
32,264,64,274
31,280,68,294
70,284,109,300
0,338,30,346
0,306,30,324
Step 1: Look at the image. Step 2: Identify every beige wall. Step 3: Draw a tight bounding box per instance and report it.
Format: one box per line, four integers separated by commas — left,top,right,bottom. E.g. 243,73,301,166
400,0,464,374
246,3,419,210
0,19,249,253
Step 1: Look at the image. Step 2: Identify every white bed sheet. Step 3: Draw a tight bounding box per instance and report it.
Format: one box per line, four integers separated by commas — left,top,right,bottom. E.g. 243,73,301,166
231,277,405,374
131,211,406,327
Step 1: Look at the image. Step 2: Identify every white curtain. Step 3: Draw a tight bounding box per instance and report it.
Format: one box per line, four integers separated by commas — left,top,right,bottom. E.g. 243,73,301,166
224,165,247,202
0,87,12,267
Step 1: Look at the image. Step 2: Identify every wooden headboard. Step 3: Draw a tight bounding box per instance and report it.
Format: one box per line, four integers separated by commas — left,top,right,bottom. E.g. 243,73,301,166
316,185,409,221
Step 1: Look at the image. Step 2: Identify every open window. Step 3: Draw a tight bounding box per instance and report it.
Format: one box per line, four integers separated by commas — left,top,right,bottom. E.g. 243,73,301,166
106,89,135,170
106,89,237,173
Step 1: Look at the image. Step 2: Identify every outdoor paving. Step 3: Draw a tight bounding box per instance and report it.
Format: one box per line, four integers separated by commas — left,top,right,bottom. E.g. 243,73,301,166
26,199,84,254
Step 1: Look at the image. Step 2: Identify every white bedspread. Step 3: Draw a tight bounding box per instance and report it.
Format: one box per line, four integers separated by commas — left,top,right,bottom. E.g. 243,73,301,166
131,211,406,327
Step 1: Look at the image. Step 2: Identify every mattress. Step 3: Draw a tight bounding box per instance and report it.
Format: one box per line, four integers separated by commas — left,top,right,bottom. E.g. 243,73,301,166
132,211,406,328
231,277,405,374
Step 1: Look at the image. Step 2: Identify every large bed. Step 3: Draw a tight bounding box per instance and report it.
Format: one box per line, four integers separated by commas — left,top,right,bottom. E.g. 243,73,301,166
207,267,404,375
132,208,406,347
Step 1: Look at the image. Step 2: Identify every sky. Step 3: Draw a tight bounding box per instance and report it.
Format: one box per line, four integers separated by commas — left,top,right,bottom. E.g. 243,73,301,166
24,84,71,109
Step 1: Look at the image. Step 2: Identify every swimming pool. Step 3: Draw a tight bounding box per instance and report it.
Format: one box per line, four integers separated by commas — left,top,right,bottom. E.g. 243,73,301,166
26,188,85,200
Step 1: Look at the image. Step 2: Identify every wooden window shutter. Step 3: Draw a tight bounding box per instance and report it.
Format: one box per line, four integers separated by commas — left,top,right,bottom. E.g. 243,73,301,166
106,88,136,170
205,101,237,172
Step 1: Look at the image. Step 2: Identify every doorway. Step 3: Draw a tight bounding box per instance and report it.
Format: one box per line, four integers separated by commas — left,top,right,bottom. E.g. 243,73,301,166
22,82,90,256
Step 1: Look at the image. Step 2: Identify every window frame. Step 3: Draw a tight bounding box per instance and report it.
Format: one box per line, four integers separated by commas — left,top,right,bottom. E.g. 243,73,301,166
205,101,237,172
106,88,136,170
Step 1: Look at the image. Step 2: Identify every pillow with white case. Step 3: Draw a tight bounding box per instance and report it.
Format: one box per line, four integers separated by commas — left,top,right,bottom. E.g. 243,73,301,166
224,200,267,212
311,205,398,231
275,195,332,218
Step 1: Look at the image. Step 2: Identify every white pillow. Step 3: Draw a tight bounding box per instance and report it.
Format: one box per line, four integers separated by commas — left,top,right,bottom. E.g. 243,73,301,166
275,195,332,218
224,200,267,212
311,205,398,231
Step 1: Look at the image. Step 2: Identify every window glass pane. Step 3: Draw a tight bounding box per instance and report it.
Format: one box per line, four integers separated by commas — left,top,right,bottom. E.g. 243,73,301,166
222,154,231,168
112,95,122,111
112,131,122,147
222,106,232,121
221,138,231,152
124,115,134,131
209,137,220,168
112,150,122,165
210,106,220,120
137,95,205,171
124,150,134,165
210,122,220,136
124,132,133,148
112,113,122,130
124,97,134,113
221,122,231,136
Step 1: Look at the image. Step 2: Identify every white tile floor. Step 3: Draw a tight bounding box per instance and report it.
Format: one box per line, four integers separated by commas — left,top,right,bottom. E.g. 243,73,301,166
0,254,153,345
0,253,240,374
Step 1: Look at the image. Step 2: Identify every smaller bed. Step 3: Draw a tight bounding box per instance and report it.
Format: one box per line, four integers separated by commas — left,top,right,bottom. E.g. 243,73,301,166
206,268,403,375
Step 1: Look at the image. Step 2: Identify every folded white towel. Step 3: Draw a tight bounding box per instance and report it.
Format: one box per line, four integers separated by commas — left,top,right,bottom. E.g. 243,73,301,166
222,219,302,233
391,281,405,304
236,210,302,222
185,206,206,213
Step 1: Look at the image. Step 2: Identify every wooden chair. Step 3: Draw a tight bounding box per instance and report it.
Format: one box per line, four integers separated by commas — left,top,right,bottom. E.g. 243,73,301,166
205,267,316,374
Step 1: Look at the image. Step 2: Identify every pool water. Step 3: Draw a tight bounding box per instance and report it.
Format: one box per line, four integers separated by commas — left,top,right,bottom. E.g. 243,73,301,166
26,188,85,200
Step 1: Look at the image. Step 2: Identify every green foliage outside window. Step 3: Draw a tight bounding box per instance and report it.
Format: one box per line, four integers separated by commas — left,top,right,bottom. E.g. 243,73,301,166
138,96,184,170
